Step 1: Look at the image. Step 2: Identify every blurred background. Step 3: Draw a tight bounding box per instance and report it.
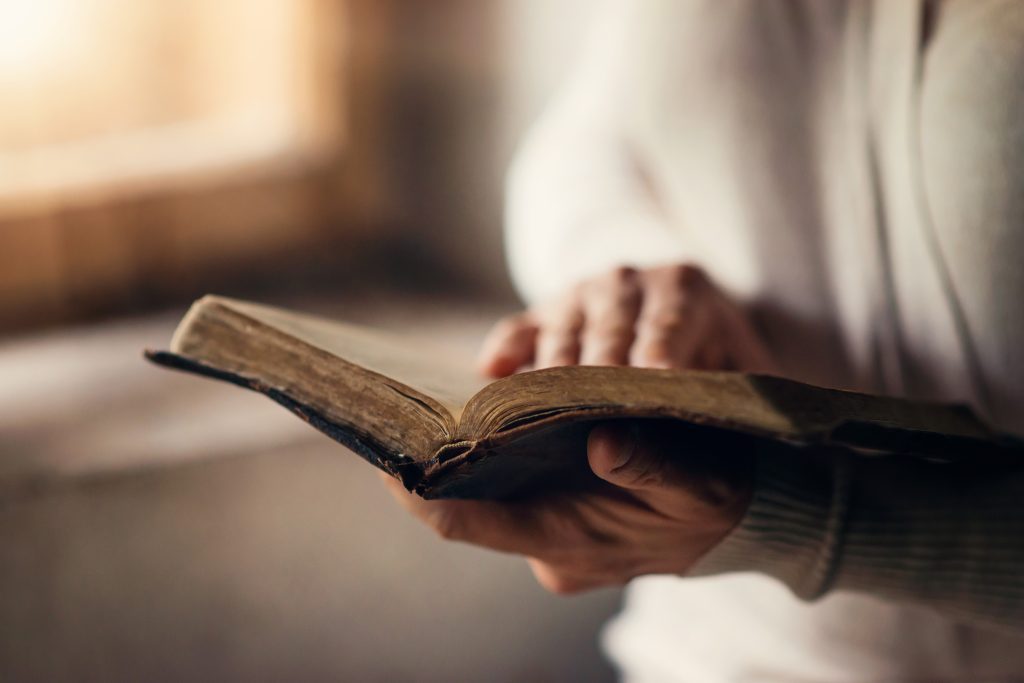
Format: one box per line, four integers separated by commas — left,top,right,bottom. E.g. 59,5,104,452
0,1,624,680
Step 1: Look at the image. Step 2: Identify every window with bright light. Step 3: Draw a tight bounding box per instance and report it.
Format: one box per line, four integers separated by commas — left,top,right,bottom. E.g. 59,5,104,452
0,0,342,206
0,0,375,330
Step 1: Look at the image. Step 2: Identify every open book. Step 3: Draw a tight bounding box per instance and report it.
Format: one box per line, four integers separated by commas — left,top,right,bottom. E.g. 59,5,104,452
146,296,1016,499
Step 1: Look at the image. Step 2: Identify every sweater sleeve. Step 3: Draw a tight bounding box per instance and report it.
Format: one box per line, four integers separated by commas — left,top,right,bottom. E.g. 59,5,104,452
691,447,1024,634
504,1,689,306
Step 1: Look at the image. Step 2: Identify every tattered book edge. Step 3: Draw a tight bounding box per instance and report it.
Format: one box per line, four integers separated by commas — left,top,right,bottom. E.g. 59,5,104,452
144,350,427,491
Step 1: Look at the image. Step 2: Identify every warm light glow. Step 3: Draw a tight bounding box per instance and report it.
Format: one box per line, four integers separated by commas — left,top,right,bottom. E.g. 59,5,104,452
0,0,76,80
0,0,326,204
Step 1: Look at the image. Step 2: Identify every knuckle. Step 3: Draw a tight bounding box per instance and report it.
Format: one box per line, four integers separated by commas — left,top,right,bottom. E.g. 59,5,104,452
577,553,628,582
621,462,665,490
583,266,639,300
538,306,584,335
581,344,631,367
539,341,580,365
428,506,466,542
541,320,582,338
537,571,584,596
564,541,617,573
584,319,635,343
536,518,601,562
635,338,674,364
567,281,587,301
645,310,689,334
666,263,706,288
536,510,582,548
606,265,638,286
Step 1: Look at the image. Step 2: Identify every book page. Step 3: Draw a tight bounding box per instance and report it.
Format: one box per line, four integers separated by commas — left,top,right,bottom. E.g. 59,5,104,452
201,298,488,419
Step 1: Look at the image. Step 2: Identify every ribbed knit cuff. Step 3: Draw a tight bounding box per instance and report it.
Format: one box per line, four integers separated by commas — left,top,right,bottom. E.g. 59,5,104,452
689,446,854,600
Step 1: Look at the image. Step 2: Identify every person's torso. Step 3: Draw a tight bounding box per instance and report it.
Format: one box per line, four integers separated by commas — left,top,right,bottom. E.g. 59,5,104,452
605,1,1024,680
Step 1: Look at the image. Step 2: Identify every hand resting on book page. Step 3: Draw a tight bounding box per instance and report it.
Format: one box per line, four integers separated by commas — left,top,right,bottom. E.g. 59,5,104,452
383,263,772,592
478,263,778,376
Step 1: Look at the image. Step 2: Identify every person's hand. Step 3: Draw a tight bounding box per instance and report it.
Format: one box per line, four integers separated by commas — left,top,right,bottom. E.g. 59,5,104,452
383,263,770,594
381,421,753,594
478,263,777,377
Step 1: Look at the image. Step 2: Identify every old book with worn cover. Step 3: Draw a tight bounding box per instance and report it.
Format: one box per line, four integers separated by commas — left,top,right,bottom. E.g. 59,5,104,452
146,295,1017,499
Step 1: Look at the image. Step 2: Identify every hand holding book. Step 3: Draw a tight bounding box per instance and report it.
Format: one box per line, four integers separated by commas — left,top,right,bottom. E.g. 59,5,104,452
382,419,756,594
378,262,1021,598
149,264,1021,611
385,263,769,591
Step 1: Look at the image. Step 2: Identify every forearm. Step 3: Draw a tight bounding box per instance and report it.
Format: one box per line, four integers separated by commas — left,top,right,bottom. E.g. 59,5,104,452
693,445,1024,633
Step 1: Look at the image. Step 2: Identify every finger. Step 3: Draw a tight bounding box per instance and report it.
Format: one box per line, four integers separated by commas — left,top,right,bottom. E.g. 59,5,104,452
579,266,642,366
477,312,539,377
695,339,729,371
714,297,778,374
526,558,604,595
631,265,710,369
588,422,754,517
535,292,584,368
587,421,712,517
587,422,684,494
380,474,551,556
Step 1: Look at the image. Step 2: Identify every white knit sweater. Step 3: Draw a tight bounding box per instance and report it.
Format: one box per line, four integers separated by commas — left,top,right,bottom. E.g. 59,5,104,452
505,1,1024,680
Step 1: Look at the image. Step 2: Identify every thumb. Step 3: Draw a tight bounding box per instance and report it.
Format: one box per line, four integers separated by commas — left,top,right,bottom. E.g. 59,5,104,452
588,421,756,517
588,422,686,496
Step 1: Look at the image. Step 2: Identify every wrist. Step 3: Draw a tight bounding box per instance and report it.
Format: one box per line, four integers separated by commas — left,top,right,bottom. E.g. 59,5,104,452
687,443,852,599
